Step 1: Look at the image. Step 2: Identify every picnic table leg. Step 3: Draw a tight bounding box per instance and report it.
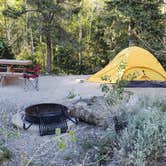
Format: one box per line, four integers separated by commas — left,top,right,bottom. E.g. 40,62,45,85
35,77,39,91
1,76,6,86
24,77,27,90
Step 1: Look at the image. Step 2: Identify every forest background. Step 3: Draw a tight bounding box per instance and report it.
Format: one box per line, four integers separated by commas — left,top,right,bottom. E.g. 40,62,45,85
0,0,165,74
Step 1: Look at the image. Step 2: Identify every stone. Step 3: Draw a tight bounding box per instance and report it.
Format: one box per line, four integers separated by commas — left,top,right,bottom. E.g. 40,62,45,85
75,101,88,108
12,113,39,133
75,79,85,83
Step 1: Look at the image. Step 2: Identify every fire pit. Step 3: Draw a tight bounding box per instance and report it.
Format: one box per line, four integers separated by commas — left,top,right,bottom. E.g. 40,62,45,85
22,103,77,136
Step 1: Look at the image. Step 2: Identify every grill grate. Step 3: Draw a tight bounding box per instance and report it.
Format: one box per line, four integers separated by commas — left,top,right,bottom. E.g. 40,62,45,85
39,117,68,136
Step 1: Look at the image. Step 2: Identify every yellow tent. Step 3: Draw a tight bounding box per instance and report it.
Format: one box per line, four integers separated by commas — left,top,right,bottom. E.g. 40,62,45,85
88,46,166,84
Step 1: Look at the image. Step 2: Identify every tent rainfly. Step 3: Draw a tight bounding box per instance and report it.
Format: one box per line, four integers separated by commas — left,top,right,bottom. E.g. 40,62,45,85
88,46,166,87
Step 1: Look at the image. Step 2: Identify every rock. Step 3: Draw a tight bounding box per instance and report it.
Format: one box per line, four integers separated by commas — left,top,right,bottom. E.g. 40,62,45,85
75,101,88,108
161,148,166,158
69,97,114,129
106,161,120,166
75,79,85,83
113,116,128,133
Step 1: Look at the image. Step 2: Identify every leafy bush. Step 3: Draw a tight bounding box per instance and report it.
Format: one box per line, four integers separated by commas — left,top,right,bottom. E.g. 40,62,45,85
53,129,77,150
53,45,79,74
0,140,12,164
0,145,12,163
101,78,133,106
0,38,14,59
118,105,166,166
0,111,20,164
67,91,77,99
95,96,166,165
116,98,166,166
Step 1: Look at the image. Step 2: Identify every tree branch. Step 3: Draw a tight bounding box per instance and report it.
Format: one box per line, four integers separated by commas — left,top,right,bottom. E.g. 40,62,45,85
132,30,166,55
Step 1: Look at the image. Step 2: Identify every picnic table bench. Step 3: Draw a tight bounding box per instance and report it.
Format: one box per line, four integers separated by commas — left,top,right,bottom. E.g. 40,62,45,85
0,59,32,86
0,72,24,86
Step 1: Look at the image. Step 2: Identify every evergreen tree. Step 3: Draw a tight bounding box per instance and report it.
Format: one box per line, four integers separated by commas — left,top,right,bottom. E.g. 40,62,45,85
3,0,69,73
103,0,165,68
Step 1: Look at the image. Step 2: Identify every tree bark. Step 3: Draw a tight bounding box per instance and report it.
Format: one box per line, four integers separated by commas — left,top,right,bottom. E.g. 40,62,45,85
163,0,166,50
30,27,34,56
39,35,45,69
78,3,83,74
46,34,52,73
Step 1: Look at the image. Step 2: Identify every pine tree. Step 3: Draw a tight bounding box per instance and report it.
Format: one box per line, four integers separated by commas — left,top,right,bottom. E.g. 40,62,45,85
104,0,165,68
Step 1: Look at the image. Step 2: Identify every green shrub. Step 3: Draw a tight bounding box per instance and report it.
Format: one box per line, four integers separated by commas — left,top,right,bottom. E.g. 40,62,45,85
116,99,166,166
53,129,77,150
0,38,14,59
95,96,166,165
101,78,133,105
0,148,12,163
66,91,77,99
0,142,12,163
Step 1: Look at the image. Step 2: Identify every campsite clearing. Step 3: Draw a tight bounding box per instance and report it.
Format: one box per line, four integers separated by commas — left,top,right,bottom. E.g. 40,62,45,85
0,75,165,106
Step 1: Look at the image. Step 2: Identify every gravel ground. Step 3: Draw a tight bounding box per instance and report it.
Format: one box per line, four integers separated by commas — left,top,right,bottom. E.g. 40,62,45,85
0,75,165,108
0,75,104,166
0,75,165,166
0,98,105,166
0,75,102,108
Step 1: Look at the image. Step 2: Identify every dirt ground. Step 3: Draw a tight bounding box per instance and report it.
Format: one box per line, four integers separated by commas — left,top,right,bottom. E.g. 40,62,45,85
0,75,165,103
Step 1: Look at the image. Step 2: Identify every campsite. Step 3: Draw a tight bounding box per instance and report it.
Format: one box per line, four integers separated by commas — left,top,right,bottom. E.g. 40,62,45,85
0,1,166,166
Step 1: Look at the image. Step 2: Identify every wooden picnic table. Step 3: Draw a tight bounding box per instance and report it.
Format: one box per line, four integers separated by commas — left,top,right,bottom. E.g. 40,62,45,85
0,59,32,86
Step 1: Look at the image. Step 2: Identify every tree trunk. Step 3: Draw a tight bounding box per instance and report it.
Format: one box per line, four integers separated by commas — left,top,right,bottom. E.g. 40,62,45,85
30,27,34,56
128,22,133,46
7,21,11,43
46,34,52,73
128,20,135,46
39,35,45,69
78,5,83,74
162,0,166,50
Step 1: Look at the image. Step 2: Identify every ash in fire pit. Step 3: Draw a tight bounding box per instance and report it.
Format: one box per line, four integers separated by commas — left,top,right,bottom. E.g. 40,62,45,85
13,103,77,136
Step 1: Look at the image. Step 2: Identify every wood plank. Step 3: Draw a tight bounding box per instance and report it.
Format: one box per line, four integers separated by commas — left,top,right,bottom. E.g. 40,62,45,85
0,72,24,77
0,59,32,65
0,66,7,72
